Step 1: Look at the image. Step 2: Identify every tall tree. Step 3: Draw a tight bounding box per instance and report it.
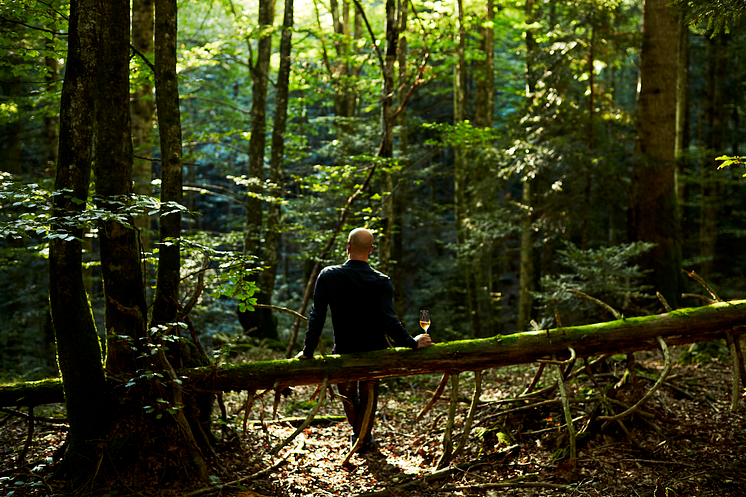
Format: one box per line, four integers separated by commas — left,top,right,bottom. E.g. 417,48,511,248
260,0,295,318
49,0,112,485
378,0,398,274
94,0,149,373
391,0,410,316
517,0,540,332
240,0,278,340
629,0,682,307
150,0,184,327
131,0,155,246
698,30,727,278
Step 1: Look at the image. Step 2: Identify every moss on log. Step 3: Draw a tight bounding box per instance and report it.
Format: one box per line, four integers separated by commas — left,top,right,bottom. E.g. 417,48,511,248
2,300,745,407
186,300,746,392
0,378,65,407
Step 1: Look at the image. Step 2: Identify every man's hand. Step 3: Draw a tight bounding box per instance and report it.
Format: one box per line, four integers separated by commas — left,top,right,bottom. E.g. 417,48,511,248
295,351,310,359
414,334,433,349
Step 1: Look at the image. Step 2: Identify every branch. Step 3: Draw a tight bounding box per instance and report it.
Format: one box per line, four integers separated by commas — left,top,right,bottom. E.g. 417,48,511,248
351,0,385,69
270,376,329,455
598,336,671,421
566,289,622,319
683,269,721,302
416,372,449,421
130,44,155,72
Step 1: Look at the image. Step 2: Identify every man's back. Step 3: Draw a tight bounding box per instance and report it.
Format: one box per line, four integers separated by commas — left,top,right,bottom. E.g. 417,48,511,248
303,260,416,355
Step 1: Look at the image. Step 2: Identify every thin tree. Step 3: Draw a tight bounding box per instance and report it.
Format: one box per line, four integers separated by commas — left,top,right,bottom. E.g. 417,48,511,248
629,0,683,307
94,0,149,373
49,0,112,486
131,0,155,247
240,0,278,340
261,0,295,313
150,0,184,327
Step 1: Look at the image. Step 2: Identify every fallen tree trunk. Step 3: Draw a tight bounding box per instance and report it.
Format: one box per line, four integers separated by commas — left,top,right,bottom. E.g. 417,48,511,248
2,300,745,407
188,300,746,392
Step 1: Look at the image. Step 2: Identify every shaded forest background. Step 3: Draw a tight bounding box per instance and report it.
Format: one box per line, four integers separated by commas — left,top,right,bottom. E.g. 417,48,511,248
1,0,745,383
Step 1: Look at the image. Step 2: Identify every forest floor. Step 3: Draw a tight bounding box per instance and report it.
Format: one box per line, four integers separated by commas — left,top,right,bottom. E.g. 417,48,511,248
2,345,746,496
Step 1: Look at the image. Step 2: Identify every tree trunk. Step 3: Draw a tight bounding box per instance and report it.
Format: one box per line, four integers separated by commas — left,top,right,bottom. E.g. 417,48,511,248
43,28,59,170
629,0,682,309
150,0,184,328
94,0,149,374
330,0,357,138
378,0,397,275
699,31,726,279
518,0,540,331
259,0,295,332
131,0,155,249
50,0,112,485
188,300,746,391
675,20,689,224
13,301,746,408
453,0,477,336
240,0,278,340
472,0,496,336
392,0,409,317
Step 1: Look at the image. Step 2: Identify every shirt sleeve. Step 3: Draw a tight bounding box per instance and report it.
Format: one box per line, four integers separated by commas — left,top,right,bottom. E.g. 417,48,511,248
380,279,418,349
302,273,328,357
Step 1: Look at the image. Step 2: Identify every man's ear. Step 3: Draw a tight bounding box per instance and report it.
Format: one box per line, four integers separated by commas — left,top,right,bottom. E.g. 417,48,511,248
368,245,374,255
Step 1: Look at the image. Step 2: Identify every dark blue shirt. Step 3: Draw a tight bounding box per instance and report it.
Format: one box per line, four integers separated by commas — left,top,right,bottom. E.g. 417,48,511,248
302,260,417,357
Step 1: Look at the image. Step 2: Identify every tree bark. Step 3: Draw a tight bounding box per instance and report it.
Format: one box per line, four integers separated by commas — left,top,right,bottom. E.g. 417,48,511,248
94,0,149,374
675,20,689,222
190,300,746,391
131,0,155,249
392,0,408,316
629,0,682,308
50,0,112,485
150,0,184,328
518,0,540,331
258,0,295,333
9,301,746,408
240,0,278,341
699,31,727,279
378,0,397,275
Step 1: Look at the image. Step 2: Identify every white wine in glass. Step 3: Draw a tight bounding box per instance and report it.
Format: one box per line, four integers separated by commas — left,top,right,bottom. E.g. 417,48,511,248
419,310,430,333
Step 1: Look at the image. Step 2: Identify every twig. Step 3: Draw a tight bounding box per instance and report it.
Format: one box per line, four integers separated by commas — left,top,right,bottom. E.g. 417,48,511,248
437,481,572,491
553,354,576,465
342,381,377,470
725,333,742,412
681,293,715,304
538,347,576,365
182,453,290,497
253,303,308,323
270,377,329,455
22,466,54,494
0,408,68,426
352,446,520,496
179,253,210,319
453,371,481,459
417,372,450,421
566,289,622,319
520,363,546,396
436,372,460,469
656,291,672,312
683,269,721,302
17,407,34,464
599,336,671,421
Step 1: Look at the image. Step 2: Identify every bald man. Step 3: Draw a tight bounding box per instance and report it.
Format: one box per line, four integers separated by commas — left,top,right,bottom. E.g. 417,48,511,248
298,228,432,453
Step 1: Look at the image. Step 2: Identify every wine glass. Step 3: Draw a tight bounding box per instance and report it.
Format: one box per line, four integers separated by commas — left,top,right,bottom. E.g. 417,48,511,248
419,310,430,334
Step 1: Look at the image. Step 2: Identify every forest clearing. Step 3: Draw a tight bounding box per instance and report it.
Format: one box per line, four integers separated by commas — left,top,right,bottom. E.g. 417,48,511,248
3,345,746,496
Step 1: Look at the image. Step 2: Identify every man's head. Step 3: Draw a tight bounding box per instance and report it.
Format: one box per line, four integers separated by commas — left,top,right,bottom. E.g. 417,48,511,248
347,228,374,261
